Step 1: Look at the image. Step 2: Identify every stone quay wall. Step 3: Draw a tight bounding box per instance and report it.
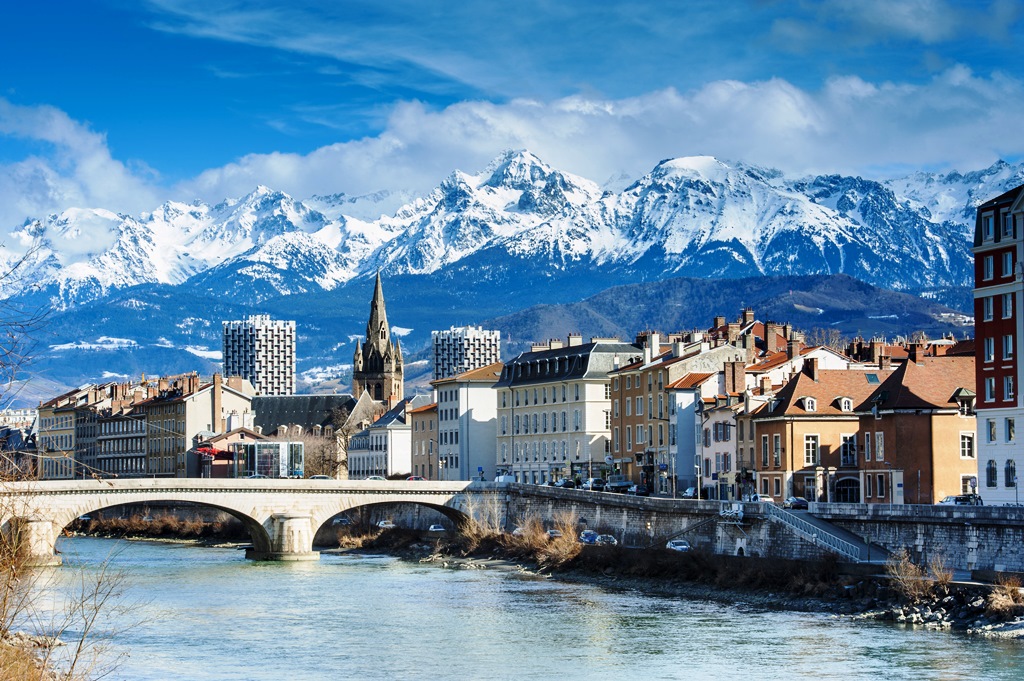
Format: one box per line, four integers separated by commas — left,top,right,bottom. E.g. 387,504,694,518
810,503,1024,573
502,485,837,562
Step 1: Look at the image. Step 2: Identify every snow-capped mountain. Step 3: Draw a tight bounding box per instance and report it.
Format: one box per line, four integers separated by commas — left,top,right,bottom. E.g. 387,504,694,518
2,149,1020,311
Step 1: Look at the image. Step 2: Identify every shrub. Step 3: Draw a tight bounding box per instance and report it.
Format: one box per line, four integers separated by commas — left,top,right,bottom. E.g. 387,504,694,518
987,576,1024,619
886,548,934,603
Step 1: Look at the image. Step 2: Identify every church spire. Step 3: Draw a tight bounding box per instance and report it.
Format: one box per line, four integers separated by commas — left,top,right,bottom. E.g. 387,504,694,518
366,271,390,352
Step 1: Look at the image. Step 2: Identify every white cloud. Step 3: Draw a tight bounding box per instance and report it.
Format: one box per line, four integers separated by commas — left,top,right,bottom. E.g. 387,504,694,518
4,67,1024,229
0,99,160,230
176,67,1024,209
391,326,413,337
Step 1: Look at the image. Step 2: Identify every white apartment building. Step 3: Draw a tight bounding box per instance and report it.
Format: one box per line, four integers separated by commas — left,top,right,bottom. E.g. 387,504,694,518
432,326,502,381
347,396,431,479
222,315,296,396
432,362,502,481
494,335,641,485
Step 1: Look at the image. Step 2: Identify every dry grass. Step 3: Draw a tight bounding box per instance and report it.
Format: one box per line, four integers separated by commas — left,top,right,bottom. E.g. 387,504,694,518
929,554,954,590
886,548,934,603
75,512,247,541
0,642,49,680
987,576,1024,618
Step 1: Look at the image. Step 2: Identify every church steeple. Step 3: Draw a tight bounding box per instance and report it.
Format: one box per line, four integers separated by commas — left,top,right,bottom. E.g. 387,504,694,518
351,272,403,407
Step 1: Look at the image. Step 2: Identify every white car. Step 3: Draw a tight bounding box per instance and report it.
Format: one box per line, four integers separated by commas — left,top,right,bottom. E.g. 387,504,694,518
427,524,446,533
377,520,397,529
666,539,691,552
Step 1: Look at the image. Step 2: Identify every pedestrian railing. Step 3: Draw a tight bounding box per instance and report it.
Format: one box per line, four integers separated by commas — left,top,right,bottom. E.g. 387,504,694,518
764,502,863,562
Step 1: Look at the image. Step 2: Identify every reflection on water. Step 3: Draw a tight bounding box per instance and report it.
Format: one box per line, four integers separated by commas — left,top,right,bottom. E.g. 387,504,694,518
30,537,1024,680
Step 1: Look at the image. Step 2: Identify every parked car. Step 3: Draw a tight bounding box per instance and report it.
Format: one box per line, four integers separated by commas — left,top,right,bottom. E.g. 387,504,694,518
546,529,563,539
783,496,809,510
750,493,775,503
680,487,698,499
331,516,352,526
494,475,516,483
582,478,606,492
579,529,599,545
666,539,691,552
377,520,397,529
427,524,446,533
605,476,633,494
407,476,426,481
938,494,984,506
309,475,332,480
511,527,525,536
245,474,269,479
596,534,618,546
551,479,576,489
627,484,650,497
365,475,386,481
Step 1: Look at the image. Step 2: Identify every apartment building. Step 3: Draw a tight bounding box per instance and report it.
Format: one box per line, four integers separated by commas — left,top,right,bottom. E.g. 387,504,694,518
432,362,502,481
222,314,296,396
133,374,255,477
347,396,431,479
494,335,641,485
409,402,438,480
432,326,501,381
974,183,1024,504
751,360,894,502
610,332,748,492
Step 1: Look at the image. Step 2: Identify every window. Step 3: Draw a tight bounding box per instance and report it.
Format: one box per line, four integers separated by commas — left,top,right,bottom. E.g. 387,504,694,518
761,435,769,467
803,435,819,466
960,433,975,459
626,429,632,449
984,255,994,280
840,398,853,412
987,460,998,488
773,434,781,467
987,419,997,443
804,397,816,412
1005,335,1015,360
877,474,886,499
984,215,994,240
865,474,873,498
573,410,581,431
626,376,631,389
875,432,884,461
984,296,994,321
840,434,857,466
1005,252,1015,278
761,477,769,494
636,397,643,416
1007,460,1018,488
703,428,711,448
1003,212,1014,237
773,478,781,496
864,433,872,460
1005,293,1015,319
986,377,996,402
575,385,580,401
613,427,620,452
985,337,995,362
613,377,619,391
1010,419,1017,442
636,425,643,446
1007,376,1017,401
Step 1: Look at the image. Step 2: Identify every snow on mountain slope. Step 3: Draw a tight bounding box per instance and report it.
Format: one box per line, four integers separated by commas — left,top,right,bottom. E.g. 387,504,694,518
4,150,1023,309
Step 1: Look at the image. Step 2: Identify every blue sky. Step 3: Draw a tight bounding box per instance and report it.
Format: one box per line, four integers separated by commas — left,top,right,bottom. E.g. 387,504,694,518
1,0,1023,225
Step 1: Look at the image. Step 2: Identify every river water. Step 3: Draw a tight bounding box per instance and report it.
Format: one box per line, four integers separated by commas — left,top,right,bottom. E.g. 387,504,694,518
28,537,1024,680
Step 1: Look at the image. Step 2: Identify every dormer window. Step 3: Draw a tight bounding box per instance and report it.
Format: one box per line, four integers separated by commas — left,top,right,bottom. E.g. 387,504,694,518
839,398,853,412
803,397,816,412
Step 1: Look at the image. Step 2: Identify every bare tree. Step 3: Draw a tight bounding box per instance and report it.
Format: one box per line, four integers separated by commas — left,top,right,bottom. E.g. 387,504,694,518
805,327,847,352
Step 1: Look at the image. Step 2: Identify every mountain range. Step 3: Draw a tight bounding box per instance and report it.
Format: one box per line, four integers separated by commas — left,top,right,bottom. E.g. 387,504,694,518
1,150,1019,405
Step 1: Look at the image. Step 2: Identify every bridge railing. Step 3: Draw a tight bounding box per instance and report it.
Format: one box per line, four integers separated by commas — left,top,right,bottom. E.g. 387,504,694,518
764,502,863,562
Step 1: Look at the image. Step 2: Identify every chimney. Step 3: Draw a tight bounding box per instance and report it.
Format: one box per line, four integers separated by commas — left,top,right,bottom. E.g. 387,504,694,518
548,339,564,350
880,355,892,371
741,334,756,363
788,338,799,360
765,322,782,353
783,323,793,340
742,308,755,326
213,373,224,433
643,332,660,364
726,322,740,343
531,342,549,352
724,361,745,394
803,357,820,381
870,340,883,364
713,315,726,330
909,343,924,364
567,334,583,347
759,375,772,395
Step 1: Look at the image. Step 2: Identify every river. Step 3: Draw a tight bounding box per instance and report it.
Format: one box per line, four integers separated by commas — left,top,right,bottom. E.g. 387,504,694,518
26,537,1024,680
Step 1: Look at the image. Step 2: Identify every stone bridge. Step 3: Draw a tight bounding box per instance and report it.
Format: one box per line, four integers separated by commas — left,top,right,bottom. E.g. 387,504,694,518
0,478,506,565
